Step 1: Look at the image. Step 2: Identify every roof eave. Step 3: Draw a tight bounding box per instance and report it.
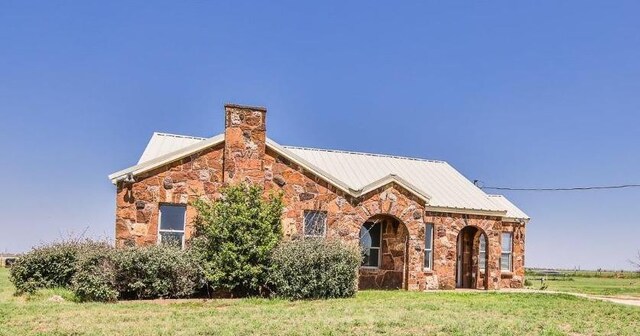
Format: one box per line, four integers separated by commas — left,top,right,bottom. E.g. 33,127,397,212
108,134,225,184
356,174,432,203
502,217,531,224
424,205,507,217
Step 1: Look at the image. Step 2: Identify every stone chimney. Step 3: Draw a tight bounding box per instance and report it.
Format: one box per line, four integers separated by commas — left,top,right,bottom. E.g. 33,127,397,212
223,103,267,185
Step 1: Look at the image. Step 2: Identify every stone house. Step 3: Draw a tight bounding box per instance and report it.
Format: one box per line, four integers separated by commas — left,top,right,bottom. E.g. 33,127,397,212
109,104,530,290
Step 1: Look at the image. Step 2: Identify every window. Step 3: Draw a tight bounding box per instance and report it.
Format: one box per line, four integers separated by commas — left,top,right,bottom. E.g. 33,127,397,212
479,233,487,272
500,232,512,272
424,223,434,269
158,204,186,248
360,221,382,267
303,211,327,238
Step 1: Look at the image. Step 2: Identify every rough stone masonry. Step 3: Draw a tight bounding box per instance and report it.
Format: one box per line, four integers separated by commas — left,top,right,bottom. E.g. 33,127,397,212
113,103,527,291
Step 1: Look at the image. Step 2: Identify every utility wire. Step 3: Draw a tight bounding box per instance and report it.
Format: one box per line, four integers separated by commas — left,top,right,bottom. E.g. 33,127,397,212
479,183,640,191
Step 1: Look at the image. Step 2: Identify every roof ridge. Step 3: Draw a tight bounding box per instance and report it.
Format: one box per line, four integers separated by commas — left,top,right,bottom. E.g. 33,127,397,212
282,145,446,164
154,132,207,141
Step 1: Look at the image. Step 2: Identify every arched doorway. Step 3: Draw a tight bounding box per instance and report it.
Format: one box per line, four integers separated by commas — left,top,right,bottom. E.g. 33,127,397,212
358,214,409,290
456,226,489,289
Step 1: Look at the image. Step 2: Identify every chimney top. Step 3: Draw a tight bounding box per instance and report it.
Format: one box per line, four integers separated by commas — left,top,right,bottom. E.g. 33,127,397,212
224,103,267,112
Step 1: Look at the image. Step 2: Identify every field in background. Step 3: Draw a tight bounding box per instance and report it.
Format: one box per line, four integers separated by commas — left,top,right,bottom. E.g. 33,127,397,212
1,268,640,335
526,268,640,297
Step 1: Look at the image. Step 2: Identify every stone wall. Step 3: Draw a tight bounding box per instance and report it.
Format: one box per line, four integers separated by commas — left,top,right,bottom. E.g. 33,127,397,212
359,216,409,290
114,144,224,247
223,104,266,185
263,147,428,290
500,222,526,288
113,104,527,290
425,212,503,289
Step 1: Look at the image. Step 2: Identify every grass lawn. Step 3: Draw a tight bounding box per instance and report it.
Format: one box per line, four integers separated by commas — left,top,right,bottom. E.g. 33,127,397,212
533,277,640,297
1,268,639,335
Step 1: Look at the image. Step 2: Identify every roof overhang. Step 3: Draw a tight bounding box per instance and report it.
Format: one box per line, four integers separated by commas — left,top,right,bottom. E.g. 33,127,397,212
356,174,431,203
108,134,225,183
109,134,523,219
424,205,507,217
502,217,530,224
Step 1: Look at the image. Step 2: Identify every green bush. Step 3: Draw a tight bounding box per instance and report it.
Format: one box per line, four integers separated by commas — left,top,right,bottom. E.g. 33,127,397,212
270,239,361,300
71,250,118,302
112,245,204,300
12,239,204,302
10,239,111,294
191,183,283,296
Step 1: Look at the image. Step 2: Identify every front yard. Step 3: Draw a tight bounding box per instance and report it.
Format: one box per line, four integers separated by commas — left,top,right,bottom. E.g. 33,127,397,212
1,268,639,335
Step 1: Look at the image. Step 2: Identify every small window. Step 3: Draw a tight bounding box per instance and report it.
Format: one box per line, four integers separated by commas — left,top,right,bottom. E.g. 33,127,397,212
479,233,487,272
424,223,434,269
500,232,513,272
303,211,327,238
360,221,382,267
158,204,186,248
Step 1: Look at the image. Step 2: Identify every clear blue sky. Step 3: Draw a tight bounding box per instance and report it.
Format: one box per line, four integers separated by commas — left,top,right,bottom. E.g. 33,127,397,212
1,1,639,270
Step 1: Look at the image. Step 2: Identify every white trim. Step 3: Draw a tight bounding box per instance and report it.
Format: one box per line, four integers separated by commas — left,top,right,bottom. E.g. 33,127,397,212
267,139,354,195
424,223,434,270
358,174,431,203
425,205,506,217
359,220,383,268
478,233,487,272
109,134,225,183
500,232,513,272
108,134,527,218
157,204,187,249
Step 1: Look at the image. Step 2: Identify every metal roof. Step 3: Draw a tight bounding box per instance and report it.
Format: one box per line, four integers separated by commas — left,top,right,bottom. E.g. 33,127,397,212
109,133,529,219
284,146,506,214
138,132,208,164
487,195,530,222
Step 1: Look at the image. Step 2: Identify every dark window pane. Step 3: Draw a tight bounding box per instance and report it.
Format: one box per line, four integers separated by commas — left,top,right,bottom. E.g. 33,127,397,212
367,248,379,267
304,211,326,237
424,250,432,269
160,205,186,230
159,231,184,248
367,222,381,248
425,224,433,250
360,221,382,267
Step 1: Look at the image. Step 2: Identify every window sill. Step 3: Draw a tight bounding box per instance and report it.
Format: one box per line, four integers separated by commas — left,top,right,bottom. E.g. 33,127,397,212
423,268,433,274
360,266,380,270
501,272,513,278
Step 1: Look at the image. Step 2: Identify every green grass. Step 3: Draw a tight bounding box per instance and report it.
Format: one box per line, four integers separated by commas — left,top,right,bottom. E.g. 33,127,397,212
529,276,640,297
1,268,639,335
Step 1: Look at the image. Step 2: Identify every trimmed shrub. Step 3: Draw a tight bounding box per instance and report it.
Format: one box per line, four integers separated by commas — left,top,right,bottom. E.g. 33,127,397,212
111,245,204,300
10,239,111,294
270,239,361,300
191,183,283,296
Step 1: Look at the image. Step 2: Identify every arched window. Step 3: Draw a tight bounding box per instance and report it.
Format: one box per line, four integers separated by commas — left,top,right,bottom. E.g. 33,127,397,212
360,221,381,267
478,233,486,272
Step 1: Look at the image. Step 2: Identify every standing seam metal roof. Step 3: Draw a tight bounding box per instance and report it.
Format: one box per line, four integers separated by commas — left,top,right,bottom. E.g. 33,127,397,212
110,132,528,219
